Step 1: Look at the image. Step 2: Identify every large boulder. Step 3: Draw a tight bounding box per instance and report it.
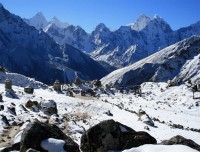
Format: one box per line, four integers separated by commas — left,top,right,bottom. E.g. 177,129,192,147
41,100,57,115
20,120,80,152
80,119,156,152
161,135,200,151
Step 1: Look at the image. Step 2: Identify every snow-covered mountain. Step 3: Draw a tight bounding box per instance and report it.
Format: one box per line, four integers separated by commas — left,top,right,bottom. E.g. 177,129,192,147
24,12,69,30
26,13,200,68
101,36,200,86
0,4,108,84
23,12,48,30
91,15,200,67
44,24,93,53
128,14,151,31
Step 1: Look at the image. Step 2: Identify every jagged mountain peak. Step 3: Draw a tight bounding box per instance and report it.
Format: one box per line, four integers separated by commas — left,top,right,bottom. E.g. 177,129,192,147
130,14,172,33
138,14,151,20
34,12,45,18
24,12,48,30
0,4,12,22
153,14,163,20
50,16,69,29
94,23,110,32
129,14,151,31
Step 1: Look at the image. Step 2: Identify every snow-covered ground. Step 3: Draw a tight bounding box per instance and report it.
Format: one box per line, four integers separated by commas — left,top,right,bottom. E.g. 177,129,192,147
0,72,200,151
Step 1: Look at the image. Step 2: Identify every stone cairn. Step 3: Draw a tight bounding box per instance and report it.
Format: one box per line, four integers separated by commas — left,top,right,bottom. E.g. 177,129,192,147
0,93,2,101
5,79,12,90
53,80,61,92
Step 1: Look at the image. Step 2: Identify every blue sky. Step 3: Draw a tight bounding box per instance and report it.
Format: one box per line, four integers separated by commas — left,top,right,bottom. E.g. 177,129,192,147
0,0,199,32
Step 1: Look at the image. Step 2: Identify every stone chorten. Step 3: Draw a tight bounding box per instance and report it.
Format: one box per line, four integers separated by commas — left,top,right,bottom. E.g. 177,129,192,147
53,80,61,92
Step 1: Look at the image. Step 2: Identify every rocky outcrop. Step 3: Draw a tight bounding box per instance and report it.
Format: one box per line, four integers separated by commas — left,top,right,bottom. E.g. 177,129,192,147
161,135,200,151
20,120,80,152
80,119,156,152
137,109,154,127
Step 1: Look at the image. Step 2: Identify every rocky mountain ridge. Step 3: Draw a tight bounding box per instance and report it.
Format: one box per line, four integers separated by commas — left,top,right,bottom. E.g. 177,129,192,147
101,36,200,86
0,4,108,84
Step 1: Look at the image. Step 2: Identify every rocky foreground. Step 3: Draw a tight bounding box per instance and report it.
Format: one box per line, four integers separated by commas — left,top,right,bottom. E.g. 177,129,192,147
0,72,200,152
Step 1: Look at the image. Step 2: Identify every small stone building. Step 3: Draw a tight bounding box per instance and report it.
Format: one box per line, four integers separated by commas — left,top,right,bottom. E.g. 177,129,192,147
24,85,34,94
53,80,61,92
5,79,12,90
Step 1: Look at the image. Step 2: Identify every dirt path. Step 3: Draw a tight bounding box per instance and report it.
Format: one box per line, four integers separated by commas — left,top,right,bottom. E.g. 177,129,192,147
0,126,20,148
74,94,94,100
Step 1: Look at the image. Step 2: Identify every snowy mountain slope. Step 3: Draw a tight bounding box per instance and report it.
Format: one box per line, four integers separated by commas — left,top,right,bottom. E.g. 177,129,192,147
0,72,200,151
44,24,93,53
27,13,200,68
0,4,108,84
101,36,200,86
62,44,108,80
0,71,47,88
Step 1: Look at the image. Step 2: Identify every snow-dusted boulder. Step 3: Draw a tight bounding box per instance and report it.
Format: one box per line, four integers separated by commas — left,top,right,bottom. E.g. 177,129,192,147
20,120,80,152
80,119,156,152
161,135,200,151
41,100,57,115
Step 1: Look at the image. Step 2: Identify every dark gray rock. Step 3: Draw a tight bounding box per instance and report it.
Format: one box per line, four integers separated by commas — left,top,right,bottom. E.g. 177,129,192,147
20,120,80,152
0,105,4,111
25,100,33,108
161,135,200,151
7,106,16,115
80,119,156,152
1,114,10,126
